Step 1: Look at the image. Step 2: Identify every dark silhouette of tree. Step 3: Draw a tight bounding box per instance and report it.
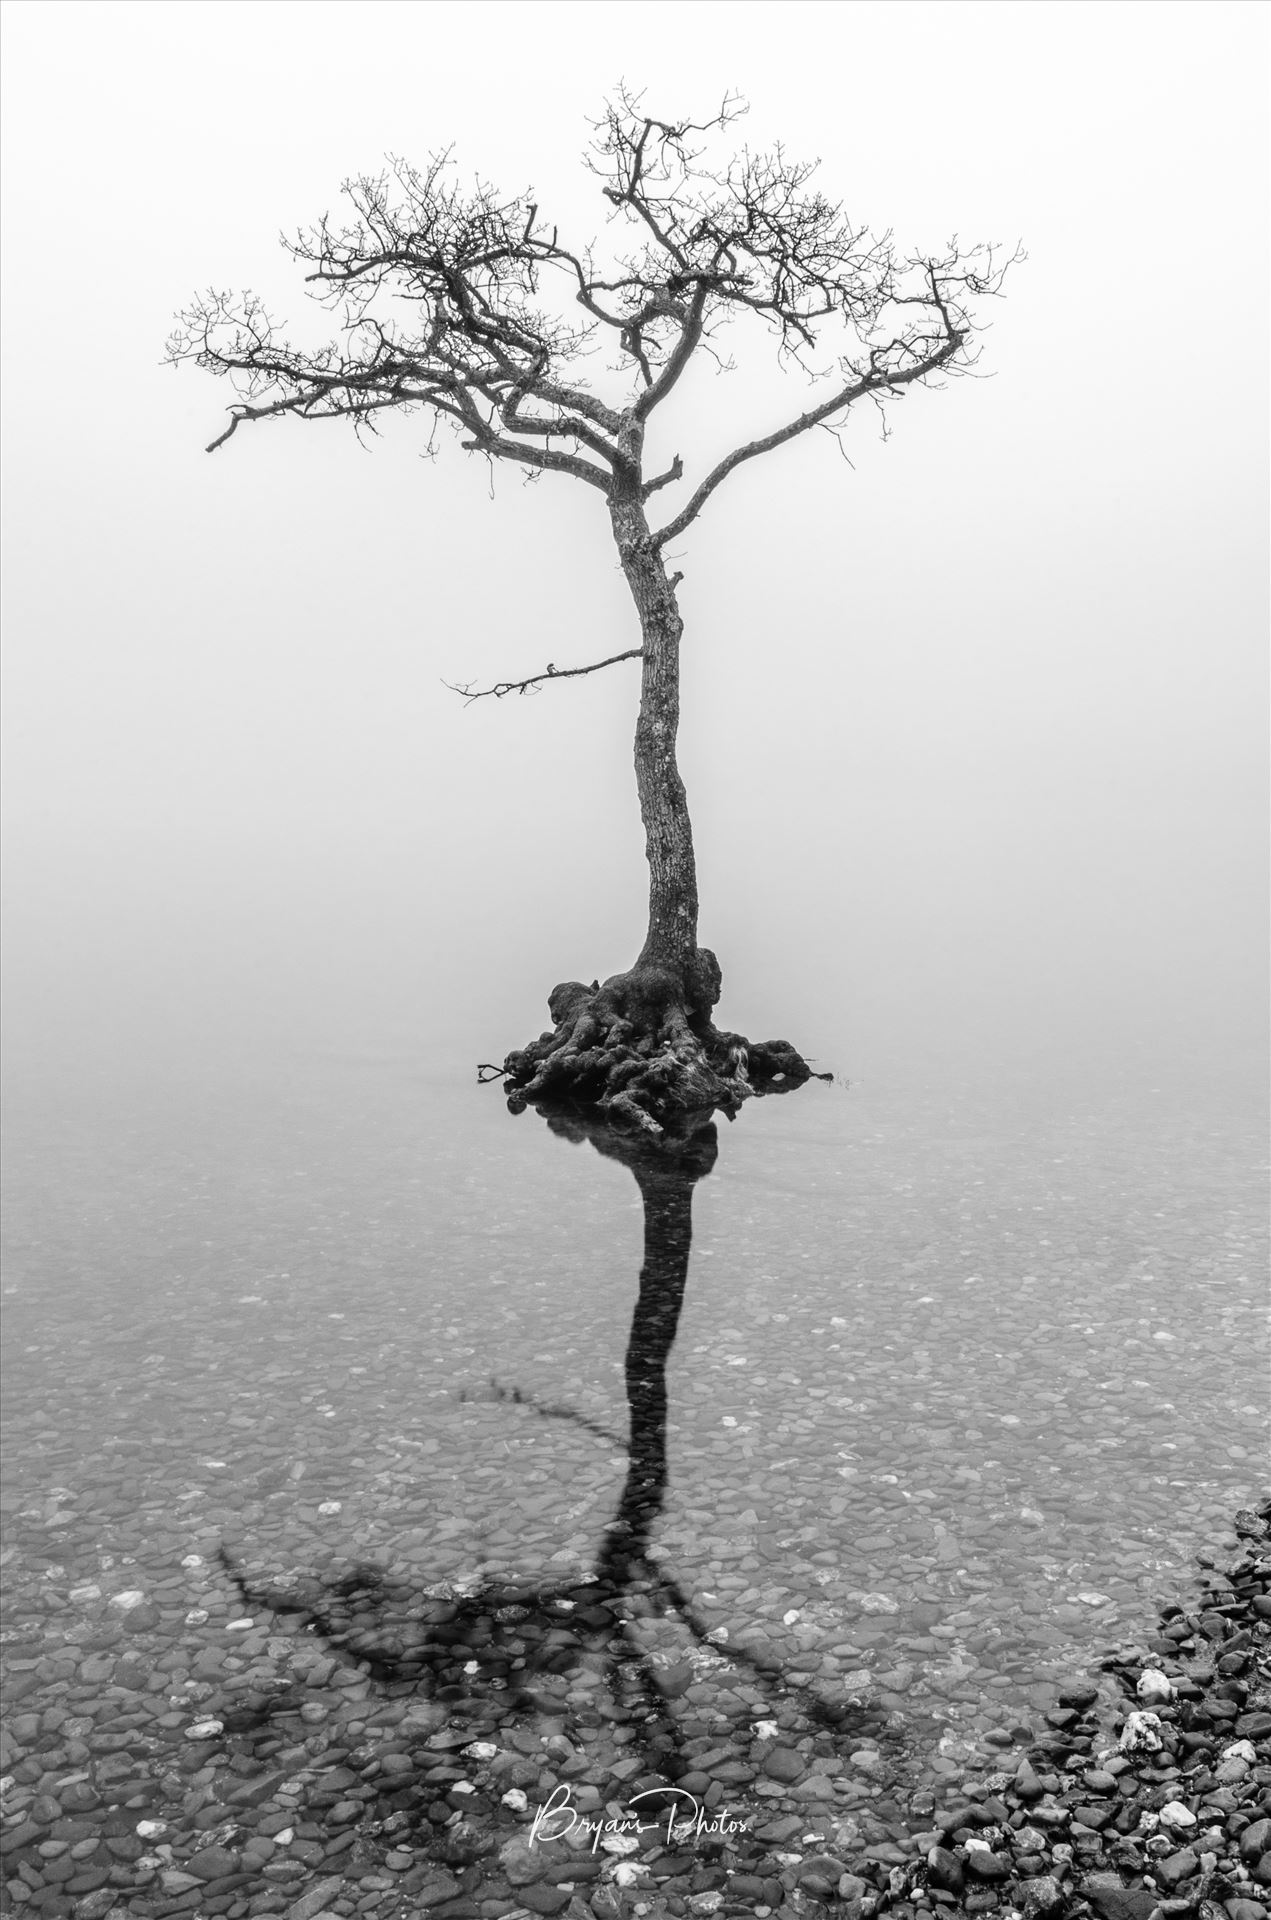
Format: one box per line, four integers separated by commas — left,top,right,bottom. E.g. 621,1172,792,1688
170,90,1017,1132
216,1110,887,1869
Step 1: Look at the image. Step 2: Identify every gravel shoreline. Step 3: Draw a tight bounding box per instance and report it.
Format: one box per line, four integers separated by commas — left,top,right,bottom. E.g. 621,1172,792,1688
1,1501,1267,1920
877,1496,1271,1920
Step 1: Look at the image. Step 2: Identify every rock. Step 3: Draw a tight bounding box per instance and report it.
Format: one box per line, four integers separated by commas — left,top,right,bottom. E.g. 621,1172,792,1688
927,1847,966,1897
1083,1873,1160,1920
186,1845,239,1880
1015,1760,1045,1802
964,1850,1011,1883
761,1747,806,1783
285,1877,348,1919
1120,1713,1165,1754
1153,1850,1199,1891
498,1838,544,1887
1242,1823,1271,1865
755,1816,805,1843
1019,1876,1067,1917
1137,1671,1176,1705
1158,1803,1197,1834
72,1893,118,1920
412,1873,468,1904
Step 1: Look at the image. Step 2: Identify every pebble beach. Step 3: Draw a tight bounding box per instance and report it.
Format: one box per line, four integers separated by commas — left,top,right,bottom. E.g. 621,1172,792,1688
0,1496,1267,1920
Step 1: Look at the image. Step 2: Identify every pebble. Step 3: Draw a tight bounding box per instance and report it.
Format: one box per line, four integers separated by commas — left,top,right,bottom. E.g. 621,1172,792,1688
1119,1710,1165,1752
1137,1668,1175,1703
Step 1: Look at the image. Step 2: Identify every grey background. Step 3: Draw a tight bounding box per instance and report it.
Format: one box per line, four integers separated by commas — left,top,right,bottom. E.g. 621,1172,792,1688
3,0,1266,1094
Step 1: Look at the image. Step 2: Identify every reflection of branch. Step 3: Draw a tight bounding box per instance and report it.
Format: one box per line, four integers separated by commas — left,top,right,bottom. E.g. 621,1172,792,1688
443,647,641,702
457,1378,626,1453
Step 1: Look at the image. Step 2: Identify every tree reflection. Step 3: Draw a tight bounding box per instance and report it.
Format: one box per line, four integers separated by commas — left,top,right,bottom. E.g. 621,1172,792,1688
220,1107,878,1786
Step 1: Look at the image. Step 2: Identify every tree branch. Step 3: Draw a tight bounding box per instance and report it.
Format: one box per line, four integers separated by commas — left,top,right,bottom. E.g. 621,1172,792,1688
443,647,642,702
642,454,683,499
652,331,962,547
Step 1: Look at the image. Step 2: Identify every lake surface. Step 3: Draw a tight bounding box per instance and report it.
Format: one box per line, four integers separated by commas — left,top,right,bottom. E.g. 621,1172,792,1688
1,1044,1266,1907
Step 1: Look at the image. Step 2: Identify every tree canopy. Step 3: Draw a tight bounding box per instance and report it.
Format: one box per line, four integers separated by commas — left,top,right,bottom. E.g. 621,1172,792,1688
170,89,1016,543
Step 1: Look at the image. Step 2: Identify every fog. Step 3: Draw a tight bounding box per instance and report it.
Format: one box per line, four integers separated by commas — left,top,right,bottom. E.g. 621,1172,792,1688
2,0,1267,1102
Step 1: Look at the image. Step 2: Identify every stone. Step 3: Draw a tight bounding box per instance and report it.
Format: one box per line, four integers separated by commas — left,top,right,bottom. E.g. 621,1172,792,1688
1082,1874,1159,1920
412,1869,465,1907
285,1876,348,1919
187,1845,239,1880
761,1748,806,1783
1119,1714,1165,1754
926,1847,965,1897
1153,1849,1199,1891
1014,1761,1045,1802
1242,1823,1271,1865
498,1838,544,1888
1019,1877,1066,1917
1137,1672,1175,1705
964,1851,1011,1883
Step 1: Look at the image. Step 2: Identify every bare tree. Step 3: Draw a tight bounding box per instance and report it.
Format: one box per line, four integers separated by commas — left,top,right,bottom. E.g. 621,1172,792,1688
170,90,1017,1133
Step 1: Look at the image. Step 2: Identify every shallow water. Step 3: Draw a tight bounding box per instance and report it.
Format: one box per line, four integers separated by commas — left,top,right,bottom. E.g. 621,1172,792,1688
1,1047,1266,1893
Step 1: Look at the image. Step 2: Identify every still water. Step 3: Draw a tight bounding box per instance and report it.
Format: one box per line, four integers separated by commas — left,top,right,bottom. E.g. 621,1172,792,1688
1,1044,1266,1905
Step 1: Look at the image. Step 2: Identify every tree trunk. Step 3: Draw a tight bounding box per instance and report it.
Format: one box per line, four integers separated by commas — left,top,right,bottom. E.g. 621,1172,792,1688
497,479,829,1133
608,487,698,973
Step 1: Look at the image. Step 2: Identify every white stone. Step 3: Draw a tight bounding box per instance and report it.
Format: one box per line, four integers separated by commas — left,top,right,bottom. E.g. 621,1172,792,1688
1136,1669,1175,1704
1223,1739,1258,1763
465,1742,498,1759
1158,1802,1196,1831
1118,1711,1164,1753
181,1555,204,1569
109,1589,147,1611
500,1789,527,1812
185,1719,223,1739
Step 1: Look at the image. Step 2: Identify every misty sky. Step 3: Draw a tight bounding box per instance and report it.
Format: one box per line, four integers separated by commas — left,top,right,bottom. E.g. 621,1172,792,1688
2,0,1267,1090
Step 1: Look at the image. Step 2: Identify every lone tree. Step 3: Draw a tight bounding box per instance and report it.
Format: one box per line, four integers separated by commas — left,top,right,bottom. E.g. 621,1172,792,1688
170,91,1015,1135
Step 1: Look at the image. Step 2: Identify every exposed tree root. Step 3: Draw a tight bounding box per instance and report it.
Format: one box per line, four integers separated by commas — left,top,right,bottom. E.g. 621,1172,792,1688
492,947,831,1135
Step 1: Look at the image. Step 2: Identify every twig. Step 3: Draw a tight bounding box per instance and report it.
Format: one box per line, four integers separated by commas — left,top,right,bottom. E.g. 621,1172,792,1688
445,647,641,702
